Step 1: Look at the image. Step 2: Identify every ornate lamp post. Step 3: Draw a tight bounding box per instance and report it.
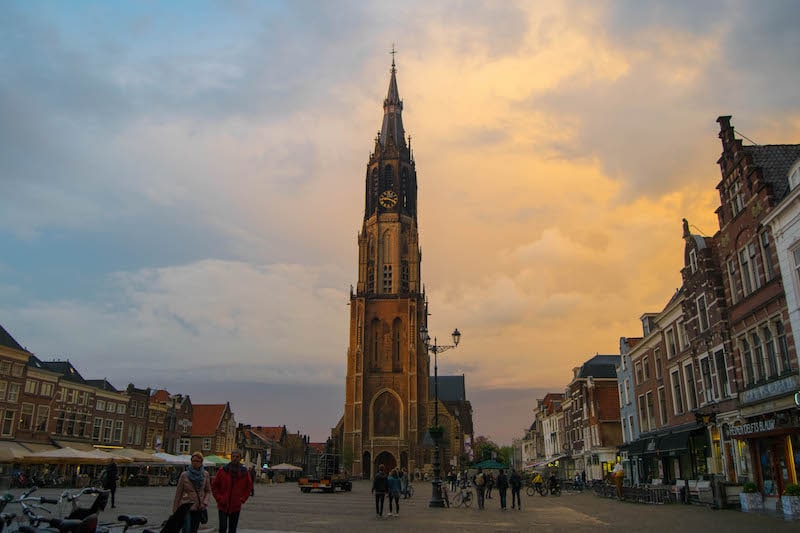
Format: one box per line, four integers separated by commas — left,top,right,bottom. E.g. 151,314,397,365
419,325,461,508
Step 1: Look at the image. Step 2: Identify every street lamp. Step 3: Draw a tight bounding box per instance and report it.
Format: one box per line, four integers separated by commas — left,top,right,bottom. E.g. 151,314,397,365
419,325,461,508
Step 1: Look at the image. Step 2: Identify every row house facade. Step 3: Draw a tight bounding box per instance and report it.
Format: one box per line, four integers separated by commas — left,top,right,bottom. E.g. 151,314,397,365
519,421,541,470
713,117,800,499
191,403,236,456
1,324,272,463
237,424,282,468
563,355,622,481
151,390,193,455
614,117,800,508
538,393,565,461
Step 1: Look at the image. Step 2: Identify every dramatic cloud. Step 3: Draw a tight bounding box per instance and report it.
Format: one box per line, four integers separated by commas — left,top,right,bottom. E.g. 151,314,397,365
1,1,798,444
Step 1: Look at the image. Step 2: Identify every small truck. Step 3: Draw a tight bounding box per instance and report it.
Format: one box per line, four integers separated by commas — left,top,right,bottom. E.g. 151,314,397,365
298,453,352,493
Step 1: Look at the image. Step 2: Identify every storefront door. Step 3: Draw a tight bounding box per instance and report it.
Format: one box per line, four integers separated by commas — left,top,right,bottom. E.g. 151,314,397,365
759,439,786,496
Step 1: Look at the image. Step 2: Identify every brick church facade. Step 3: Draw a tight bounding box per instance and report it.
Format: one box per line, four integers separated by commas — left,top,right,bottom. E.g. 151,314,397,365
336,59,446,478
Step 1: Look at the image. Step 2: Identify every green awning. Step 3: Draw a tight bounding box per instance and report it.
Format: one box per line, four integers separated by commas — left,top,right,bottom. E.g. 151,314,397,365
472,459,507,470
204,454,230,465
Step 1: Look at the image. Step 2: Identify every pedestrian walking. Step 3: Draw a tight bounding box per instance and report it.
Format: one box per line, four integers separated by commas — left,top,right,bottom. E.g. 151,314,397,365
474,467,486,510
211,449,253,533
172,451,211,533
496,469,509,510
249,466,256,496
371,465,388,518
387,469,401,516
485,471,494,499
448,469,457,492
613,462,624,499
267,469,275,485
509,468,522,510
104,459,119,508
400,468,410,498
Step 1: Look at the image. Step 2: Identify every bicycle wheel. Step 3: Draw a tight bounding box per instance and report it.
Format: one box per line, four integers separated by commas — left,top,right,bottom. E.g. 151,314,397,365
463,492,473,507
453,491,463,507
526,486,535,497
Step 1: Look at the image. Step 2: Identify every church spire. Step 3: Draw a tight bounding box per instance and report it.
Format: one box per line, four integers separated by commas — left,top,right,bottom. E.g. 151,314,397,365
380,45,406,149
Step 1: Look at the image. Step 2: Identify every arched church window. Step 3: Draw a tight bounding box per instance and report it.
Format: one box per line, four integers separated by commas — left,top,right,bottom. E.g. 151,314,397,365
401,168,408,210
373,391,400,437
382,230,392,259
372,168,379,197
383,165,393,191
383,265,392,293
367,262,375,295
371,318,381,366
392,318,402,370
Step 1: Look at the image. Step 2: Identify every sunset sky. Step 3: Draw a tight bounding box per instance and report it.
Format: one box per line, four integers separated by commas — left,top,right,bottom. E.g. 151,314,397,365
2,1,799,446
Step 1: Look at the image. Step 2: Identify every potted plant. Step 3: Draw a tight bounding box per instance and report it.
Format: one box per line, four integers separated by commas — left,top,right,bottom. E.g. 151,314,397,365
739,481,763,512
782,483,800,518
428,426,444,441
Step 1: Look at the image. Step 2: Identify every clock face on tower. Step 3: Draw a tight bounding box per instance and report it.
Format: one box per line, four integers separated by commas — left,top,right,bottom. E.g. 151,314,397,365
379,190,398,208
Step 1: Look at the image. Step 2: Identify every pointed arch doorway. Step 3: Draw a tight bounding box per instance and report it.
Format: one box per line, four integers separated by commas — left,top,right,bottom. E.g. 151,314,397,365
375,451,397,474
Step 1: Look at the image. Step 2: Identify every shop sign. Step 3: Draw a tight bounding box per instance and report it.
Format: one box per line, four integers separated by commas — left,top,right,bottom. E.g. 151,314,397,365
740,375,799,405
726,419,776,437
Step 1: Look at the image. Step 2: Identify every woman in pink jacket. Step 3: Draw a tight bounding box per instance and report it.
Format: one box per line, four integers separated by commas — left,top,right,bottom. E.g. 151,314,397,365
173,451,211,533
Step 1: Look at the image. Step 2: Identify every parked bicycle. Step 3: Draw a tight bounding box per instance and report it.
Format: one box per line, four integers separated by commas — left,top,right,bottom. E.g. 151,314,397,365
452,481,473,508
57,488,110,521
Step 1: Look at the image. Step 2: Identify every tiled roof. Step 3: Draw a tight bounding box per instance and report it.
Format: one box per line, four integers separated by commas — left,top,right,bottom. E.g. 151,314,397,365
151,389,171,404
745,144,800,202
85,378,119,393
429,375,466,402
251,426,285,442
578,354,620,379
308,442,327,454
0,323,26,352
192,404,228,436
37,360,87,384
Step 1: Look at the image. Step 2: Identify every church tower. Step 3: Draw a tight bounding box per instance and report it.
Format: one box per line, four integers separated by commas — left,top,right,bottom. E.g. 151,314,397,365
342,57,430,478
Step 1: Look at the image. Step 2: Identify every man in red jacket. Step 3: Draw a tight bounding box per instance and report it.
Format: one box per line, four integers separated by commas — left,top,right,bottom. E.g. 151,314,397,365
211,450,253,533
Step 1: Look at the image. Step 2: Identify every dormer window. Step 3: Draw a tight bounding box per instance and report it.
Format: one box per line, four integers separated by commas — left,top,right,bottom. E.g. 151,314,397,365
788,161,800,190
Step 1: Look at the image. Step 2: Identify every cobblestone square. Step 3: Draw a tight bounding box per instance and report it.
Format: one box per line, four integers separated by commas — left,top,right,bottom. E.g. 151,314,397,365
12,481,800,533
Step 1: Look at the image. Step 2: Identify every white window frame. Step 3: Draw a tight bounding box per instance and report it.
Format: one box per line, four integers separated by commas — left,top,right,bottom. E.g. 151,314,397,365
689,249,698,273
24,380,38,395
727,259,738,304
670,368,684,415
683,361,698,411
657,386,667,427
696,294,710,331
665,328,677,358
699,355,719,404
760,231,774,282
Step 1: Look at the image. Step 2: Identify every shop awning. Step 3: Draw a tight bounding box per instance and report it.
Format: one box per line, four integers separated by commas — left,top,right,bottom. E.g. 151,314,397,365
0,441,32,462
626,438,646,455
658,428,694,454
21,442,59,453
52,440,96,452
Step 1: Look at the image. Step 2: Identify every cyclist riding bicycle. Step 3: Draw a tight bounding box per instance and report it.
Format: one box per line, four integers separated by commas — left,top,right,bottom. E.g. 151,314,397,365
532,472,544,492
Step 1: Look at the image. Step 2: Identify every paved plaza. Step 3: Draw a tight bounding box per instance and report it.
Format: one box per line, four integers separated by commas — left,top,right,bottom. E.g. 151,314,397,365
10,480,800,532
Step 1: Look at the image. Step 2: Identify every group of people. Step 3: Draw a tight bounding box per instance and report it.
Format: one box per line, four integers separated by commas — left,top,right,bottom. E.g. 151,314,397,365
370,465,410,518
168,449,253,533
470,467,523,510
